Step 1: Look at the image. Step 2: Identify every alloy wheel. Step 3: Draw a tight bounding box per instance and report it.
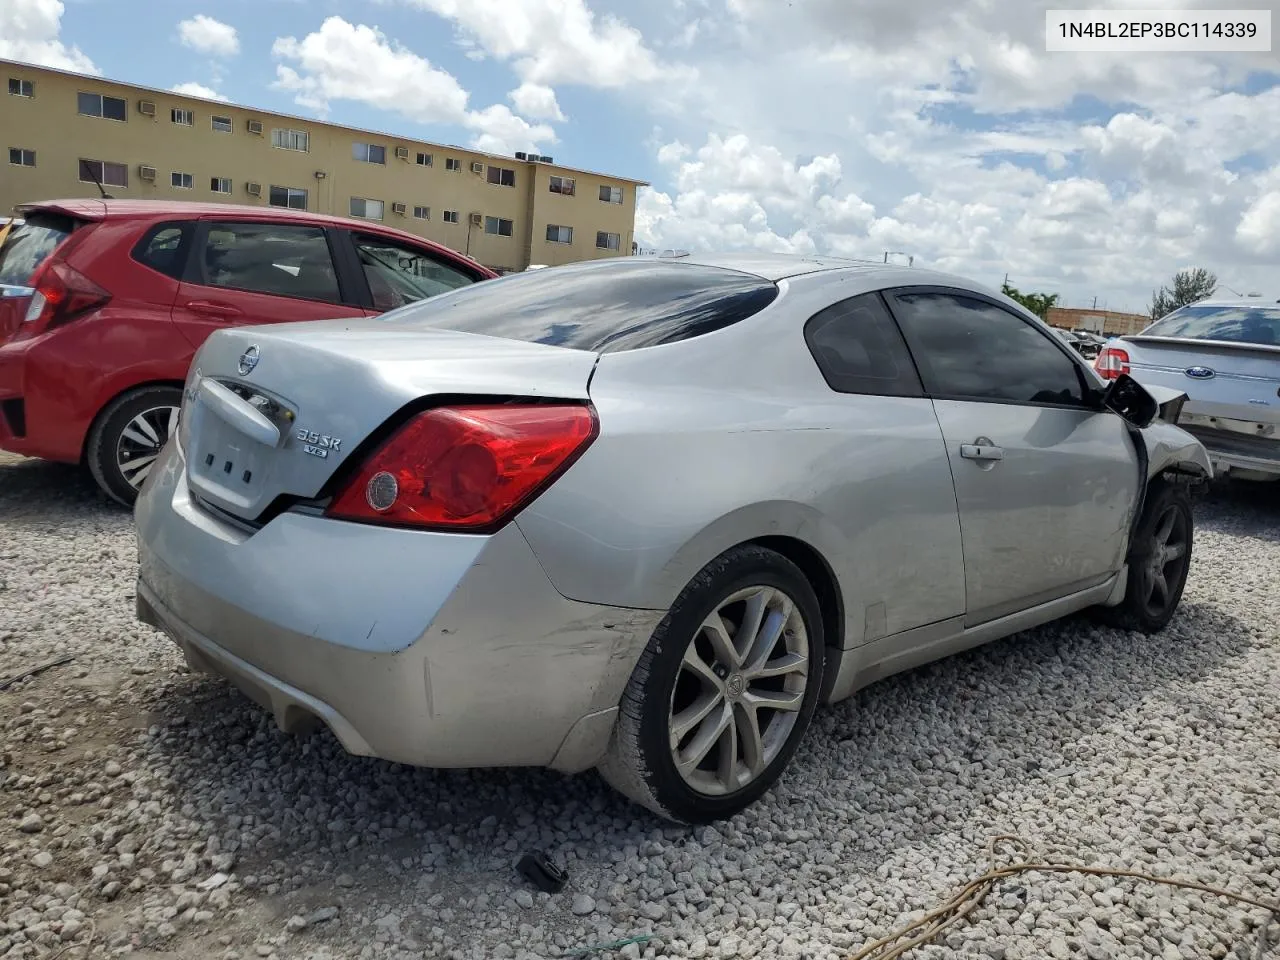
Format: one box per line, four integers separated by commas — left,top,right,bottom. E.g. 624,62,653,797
1142,503,1190,617
667,585,809,797
115,405,178,489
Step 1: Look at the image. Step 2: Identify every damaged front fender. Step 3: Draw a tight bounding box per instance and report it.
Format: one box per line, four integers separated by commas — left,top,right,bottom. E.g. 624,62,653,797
1137,384,1213,482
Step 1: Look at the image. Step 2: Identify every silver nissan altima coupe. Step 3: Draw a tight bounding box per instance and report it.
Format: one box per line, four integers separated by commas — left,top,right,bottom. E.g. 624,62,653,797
134,253,1210,823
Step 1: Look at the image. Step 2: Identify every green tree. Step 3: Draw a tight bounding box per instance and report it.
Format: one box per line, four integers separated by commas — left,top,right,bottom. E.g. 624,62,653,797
1001,281,1060,320
1149,267,1217,320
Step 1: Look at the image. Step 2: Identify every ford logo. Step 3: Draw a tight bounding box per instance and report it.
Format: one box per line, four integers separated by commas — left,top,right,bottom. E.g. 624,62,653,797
1184,365,1215,380
238,345,260,377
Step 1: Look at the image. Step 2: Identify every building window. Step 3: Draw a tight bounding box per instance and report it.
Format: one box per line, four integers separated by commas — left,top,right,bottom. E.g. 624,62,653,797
211,177,232,194
211,115,232,133
487,166,516,187
352,142,386,164
545,224,573,244
484,216,514,237
549,176,575,196
171,108,194,126
443,210,460,224
445,157,461,172
268,185,308,210
79,158,128,188
171,172,194,189
77,92,127,122
599,185,623,204
596,231,621,250
271,128,309,152
413,206,431,220
8,78,34,98
415,152,433,167
8,148,35,167
350,197,385,220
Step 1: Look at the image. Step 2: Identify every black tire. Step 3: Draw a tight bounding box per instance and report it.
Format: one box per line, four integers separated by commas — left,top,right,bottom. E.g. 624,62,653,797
86,385,182,507
597,545,825,824
1093,481,1193,634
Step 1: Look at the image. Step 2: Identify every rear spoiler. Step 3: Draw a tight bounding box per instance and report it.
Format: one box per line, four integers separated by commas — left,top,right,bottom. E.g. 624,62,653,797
1122,334,1280,357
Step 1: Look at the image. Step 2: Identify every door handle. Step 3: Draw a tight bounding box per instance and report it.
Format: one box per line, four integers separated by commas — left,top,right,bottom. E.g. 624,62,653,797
185,300,242,318
959,438,1004,462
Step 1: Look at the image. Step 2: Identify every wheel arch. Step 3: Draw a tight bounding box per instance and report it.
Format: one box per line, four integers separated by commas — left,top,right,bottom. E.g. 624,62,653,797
746,534,846,697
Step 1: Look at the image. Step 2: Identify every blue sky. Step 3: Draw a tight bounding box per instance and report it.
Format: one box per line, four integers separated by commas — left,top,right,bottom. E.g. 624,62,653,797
8,0,1280,312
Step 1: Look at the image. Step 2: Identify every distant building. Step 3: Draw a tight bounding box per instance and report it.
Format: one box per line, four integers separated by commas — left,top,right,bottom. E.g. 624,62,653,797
1046,306,1149,336
1,59,647,274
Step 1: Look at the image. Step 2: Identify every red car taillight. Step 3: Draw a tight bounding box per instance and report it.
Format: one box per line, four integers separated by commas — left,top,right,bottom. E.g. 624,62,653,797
23,260,112,330
325,403,598,531
1094,345,1130,380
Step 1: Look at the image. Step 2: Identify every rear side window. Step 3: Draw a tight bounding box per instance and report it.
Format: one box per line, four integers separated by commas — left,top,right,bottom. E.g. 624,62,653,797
132,222,190,279
198,222,340,303
0,216,72,286
377,259,779,353
1142,305,1280,347
804,293,922,397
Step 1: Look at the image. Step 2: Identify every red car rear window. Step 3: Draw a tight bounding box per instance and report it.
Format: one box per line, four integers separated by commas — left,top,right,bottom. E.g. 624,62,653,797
0,215,76,286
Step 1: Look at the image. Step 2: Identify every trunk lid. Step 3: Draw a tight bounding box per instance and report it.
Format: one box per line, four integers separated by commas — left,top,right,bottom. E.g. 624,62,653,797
1121,335,1280,427
178,318,600,524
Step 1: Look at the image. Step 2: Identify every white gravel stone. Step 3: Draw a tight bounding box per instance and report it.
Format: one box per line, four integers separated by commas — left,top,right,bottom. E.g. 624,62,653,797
2,460,1280,960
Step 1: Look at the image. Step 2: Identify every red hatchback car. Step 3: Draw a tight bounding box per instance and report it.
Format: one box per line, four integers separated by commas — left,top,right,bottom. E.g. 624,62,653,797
0,200,497,504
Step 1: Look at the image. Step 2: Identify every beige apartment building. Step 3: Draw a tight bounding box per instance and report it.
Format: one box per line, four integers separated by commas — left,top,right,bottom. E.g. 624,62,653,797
1,60,646,274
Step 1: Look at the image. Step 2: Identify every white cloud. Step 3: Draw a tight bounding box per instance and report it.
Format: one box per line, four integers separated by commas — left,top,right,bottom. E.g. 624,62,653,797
272,17,554,154
399,0,690,88
0,0,96,73
625,0,1280,311
509,82,566,122
177,14,240,58
170,82,231,103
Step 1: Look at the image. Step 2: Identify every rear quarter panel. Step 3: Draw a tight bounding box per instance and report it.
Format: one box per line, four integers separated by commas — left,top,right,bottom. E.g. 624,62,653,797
514,272,968,649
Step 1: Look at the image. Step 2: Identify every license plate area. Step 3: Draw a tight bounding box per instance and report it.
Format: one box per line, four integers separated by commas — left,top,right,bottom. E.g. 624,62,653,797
186,400,275,510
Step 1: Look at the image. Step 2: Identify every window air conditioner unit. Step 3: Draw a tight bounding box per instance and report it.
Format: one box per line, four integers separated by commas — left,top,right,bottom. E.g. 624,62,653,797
538,155,554,163
247,119,264,135
469,212,483,226
514,152,528,161
470,161,484,174
138,100,156,117
394,146,410,161
138,165,156,181
246,182,262,197
391,202,407,215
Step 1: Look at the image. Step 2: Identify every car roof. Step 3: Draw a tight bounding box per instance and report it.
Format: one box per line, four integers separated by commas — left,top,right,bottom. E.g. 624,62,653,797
1172,298,1280,310
647,251,1000,293
17,199,489,272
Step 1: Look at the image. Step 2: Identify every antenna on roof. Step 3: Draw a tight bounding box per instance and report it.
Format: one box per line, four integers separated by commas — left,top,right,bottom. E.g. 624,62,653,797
78,160,113,200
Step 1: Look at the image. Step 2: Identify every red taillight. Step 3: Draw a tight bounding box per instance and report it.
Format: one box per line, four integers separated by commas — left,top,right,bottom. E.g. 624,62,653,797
325,404,598,531
1094,345,1130,380
23,260,112,330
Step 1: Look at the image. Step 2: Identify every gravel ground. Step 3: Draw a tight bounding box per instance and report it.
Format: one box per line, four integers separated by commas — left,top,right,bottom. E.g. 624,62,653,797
2,450,1279,960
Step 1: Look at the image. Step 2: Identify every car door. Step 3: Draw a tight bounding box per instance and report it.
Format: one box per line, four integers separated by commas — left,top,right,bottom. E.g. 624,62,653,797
885,287,1139,626
171,219,361,350
341,230,485,316
801,292,966,640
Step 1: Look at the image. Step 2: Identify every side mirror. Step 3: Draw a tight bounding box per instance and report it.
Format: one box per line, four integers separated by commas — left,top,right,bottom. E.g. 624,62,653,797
1102,373,1159,428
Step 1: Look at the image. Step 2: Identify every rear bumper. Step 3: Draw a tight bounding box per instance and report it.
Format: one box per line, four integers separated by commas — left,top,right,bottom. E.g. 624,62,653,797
0,336,84,462
134,440,664,772
1179,418,1280,479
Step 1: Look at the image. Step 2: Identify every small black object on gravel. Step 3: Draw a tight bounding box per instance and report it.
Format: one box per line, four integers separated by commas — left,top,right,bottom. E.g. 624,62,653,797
517,852,567,893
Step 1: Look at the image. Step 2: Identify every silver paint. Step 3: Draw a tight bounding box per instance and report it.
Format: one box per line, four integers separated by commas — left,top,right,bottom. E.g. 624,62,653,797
134,253,1210,778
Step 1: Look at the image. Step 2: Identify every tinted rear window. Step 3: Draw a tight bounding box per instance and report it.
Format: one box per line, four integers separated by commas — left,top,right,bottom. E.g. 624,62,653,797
1142,305,1280,347
376,259,779,352
0,216,73,286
